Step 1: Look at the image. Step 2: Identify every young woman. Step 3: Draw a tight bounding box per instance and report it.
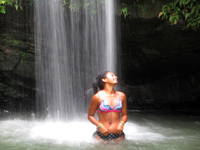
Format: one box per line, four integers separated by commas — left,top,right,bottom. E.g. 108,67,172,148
87,71,128,142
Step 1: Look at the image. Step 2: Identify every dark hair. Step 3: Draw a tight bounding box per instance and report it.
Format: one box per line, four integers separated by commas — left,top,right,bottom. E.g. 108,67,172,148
93,71,109,94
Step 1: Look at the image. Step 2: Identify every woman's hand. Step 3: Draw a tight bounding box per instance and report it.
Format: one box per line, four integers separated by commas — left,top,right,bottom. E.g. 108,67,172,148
98,124,109,135
116,121,125,133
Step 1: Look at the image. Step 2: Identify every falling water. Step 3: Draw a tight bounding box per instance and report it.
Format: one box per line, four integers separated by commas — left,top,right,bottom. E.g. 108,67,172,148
34,0,118,119
105,0,116,71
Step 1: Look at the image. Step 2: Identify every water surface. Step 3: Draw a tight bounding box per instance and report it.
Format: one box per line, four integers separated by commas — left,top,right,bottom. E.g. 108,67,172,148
0,112,200,150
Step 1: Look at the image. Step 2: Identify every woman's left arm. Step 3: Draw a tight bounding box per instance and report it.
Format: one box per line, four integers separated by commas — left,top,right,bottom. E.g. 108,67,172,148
120,92,128,124
117,92,128,132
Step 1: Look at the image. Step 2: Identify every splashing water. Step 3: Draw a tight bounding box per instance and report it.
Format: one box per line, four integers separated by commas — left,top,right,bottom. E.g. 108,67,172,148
1,113,200,150
0,120,165,145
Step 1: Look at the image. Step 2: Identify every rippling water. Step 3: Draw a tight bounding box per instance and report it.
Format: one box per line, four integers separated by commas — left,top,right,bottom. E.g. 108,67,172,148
0,112,200,150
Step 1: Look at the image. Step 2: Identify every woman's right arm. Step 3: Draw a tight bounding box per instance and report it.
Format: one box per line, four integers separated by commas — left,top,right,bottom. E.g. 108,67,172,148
87,95,102,126
87,95,108,134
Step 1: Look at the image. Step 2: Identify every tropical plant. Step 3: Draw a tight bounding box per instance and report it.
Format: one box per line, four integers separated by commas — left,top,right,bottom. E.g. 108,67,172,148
0,0,22,14
159,0,200,30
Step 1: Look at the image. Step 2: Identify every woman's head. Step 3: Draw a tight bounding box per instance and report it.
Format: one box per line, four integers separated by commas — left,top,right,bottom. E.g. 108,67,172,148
93,71,118,94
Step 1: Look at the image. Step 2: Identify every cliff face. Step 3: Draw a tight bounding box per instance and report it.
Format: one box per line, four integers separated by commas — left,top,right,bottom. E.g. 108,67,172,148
0,3,35,117
120,1,200,111
0,35,35,117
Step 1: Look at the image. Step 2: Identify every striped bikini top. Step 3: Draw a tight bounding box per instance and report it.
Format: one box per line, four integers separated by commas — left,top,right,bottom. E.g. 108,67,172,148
97,95,122,113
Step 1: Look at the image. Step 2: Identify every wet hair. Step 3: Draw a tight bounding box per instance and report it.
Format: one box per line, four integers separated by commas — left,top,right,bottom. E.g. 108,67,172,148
93,71,109,94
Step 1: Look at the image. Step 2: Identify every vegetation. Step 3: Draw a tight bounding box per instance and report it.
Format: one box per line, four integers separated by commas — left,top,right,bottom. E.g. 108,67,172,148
120,6,129,18
0,34,25,49
159,0,200,30
63,0,106,13
1,0,200,30
0,0,22,14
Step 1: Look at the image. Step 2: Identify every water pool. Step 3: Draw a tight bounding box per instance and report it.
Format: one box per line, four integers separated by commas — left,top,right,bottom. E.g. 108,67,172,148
0,112,200,150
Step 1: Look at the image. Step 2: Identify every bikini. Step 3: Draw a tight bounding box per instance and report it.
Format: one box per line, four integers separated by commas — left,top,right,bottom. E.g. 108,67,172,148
93,95,125,141
93,131,125,141
97,96,122,113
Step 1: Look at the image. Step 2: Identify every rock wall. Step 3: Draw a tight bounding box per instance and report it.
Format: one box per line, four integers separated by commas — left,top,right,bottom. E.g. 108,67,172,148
120,1,200,111
0,2,35,117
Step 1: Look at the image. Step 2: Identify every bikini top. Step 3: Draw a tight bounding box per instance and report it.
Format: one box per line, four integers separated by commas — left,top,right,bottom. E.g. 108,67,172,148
97,95,122,113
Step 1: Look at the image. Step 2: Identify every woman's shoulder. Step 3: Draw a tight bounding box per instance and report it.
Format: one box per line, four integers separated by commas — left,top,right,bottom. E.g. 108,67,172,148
116,91,126,100
94,90,104,96
92,91,104,100
116,91,126,96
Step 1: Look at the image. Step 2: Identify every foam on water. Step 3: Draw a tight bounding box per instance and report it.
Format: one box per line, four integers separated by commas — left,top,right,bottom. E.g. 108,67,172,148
0,119,167,146
124,122,166,141
30,121,96,144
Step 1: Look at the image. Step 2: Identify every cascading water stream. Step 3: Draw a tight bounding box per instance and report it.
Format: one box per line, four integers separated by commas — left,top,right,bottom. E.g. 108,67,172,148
34,0,118,120
105,0,116,72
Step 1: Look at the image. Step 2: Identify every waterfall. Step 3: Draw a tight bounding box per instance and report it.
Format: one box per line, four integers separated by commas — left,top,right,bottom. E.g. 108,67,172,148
34,0,118,120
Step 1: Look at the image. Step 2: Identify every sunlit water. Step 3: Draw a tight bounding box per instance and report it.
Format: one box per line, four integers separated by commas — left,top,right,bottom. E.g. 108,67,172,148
0,112,200,150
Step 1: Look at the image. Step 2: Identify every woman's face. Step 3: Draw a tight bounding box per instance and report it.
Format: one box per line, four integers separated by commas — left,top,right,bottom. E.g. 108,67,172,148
103,72,118,85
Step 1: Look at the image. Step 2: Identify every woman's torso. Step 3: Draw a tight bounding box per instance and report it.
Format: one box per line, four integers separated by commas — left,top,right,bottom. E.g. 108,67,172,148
96,91,122,133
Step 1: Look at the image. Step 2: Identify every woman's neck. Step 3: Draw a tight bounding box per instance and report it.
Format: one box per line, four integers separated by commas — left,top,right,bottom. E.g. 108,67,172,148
103,84,115,96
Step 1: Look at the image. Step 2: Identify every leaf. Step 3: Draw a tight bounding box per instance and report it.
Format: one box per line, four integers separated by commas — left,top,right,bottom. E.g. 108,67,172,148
158,12,163,18
0,0,6,5
15,4,18,10
185,13,191,20
169,15,179,24
121,7,129,18
0,5,6,14
162,5,170,13
179,0,191,6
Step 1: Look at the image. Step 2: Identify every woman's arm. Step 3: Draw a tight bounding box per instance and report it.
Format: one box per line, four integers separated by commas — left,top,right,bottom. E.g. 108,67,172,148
117,92,128,132
121,92,128,123
88,94,109,134
87,95,103,127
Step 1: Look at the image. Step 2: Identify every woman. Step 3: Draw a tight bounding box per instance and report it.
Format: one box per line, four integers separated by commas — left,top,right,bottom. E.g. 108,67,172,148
87,71,128,142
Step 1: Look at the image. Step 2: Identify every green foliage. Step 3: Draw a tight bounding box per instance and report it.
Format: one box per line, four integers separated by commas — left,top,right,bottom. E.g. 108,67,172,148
0,34,25,49
0,0,7,13
63,0,108,13
121,7,129,18
63,0,80,12
120,3,129,18
0,0,22,14
64,0,93,12
159,0,200,30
